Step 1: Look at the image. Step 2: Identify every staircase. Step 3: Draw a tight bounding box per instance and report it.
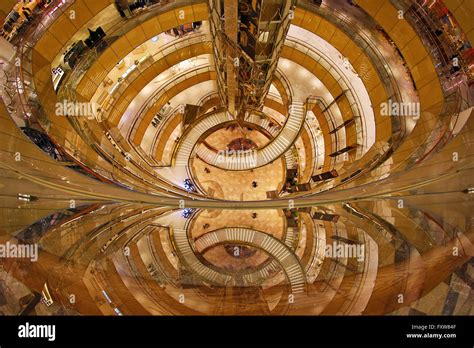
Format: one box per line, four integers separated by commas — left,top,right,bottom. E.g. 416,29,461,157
174,102,305,170
261,234,305,294
258,102,305,167
174,111,231,166
284,227,298,247
193,227,306,293
172,228,232,285
284,150,297,169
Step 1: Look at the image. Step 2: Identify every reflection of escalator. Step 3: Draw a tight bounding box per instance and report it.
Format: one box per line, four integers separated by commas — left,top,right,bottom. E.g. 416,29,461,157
16,204,99,243
18,129,116,186
20,127,69,162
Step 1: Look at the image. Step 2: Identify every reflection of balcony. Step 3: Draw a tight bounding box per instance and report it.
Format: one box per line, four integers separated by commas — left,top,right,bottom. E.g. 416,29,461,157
185,226,305,293
393,0,469,86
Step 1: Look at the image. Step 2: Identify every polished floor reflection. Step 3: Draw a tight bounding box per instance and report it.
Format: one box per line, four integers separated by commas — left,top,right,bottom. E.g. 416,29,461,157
1,188,473,315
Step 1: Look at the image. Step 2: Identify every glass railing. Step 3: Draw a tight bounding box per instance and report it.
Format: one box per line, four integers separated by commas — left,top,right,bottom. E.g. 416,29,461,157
285,36,366,153
128,64,214,142
196,91,219,108
273,68,294,106
391,0,471,90
148,105,185,166
300,0,406,142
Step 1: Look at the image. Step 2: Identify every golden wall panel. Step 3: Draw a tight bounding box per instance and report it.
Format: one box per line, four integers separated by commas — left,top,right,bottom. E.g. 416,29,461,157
452,3,474,34
34,31,63,62
375,117,392,141
410,58,438,89
192,3,208,20
418,83,444,111
300,54,317,72
315,19,336,43
374,2,399,32
318,71,336,91
47,15,78,45
125,26,148,49
328,78,343,97
157,11,179,32
301,11,322,33
400,38,426,70
340,40,363,63
83,0,113,14
140,17,162,39
131,75,149,93
174,5,195,25
369,85,387,107
389,20,416,50
110,37,133,60
96,49,120,72
66,1,94,30
330,29,351,50
353,0,384,17
292,8,305,27
121,87,138,103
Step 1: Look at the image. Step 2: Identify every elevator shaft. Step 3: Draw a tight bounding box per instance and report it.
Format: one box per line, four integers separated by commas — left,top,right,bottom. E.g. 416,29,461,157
209,0,296,120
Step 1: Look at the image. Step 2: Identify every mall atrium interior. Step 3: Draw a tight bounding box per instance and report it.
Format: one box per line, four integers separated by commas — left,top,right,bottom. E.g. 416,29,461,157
0,0,473,316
